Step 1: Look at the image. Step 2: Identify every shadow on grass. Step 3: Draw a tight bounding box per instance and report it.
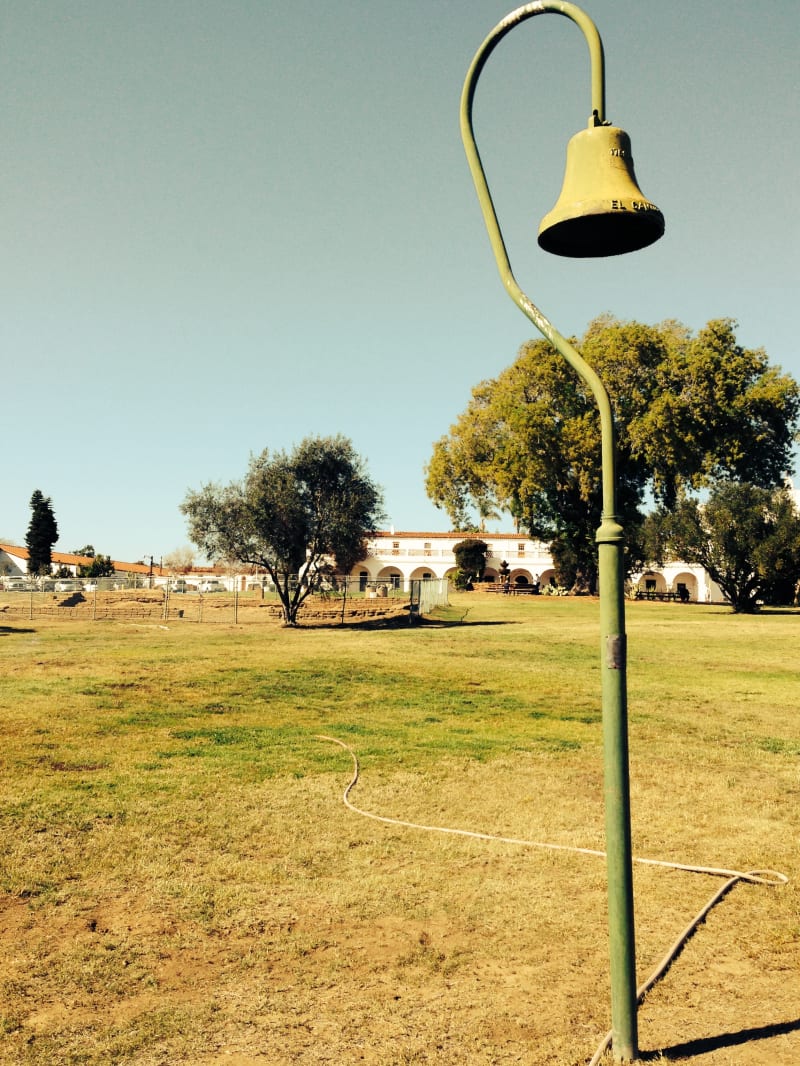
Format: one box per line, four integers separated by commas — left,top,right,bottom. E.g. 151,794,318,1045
0,625,37,636
411,617,515,628
642,1017,800,1060
301,611,517,631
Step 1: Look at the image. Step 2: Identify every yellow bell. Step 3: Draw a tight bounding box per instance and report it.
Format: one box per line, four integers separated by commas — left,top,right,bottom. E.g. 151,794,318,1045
538,124,664,257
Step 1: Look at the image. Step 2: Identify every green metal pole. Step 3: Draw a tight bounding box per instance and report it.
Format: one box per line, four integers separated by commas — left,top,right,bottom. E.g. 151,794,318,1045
597,513,637,1062
460,4,638,1060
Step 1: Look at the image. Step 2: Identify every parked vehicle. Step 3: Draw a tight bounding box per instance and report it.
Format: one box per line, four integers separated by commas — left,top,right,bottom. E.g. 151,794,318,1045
198,580,226,593
3,577,32,591
169,579,190,593
55,579,83,593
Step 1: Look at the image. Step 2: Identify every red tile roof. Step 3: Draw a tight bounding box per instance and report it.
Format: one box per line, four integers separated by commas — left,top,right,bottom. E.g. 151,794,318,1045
0,543,166,576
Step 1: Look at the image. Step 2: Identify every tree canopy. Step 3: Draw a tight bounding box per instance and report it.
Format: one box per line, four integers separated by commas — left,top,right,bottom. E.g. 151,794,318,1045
25,490,58,576
651,482,800,612
426,317,800,592
181,435,385,625
73,546,115,578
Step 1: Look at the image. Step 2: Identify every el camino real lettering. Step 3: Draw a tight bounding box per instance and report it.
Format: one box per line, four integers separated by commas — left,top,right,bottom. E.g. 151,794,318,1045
610,199,659,211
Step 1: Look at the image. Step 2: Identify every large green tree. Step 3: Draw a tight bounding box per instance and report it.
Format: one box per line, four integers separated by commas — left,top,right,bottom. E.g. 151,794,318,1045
181,435,385,626
653,482,800,612
426,318,800,592
25,490,59,575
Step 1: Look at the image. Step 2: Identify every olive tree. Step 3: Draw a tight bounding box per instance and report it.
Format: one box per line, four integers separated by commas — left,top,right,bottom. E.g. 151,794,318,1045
181,436,385,626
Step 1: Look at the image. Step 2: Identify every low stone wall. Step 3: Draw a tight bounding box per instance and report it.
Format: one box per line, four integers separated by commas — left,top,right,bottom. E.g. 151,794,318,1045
0,591,410,625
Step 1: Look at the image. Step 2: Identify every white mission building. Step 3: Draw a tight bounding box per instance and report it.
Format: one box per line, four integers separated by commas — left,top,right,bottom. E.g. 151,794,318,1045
0,533,727,604
356,531,719,602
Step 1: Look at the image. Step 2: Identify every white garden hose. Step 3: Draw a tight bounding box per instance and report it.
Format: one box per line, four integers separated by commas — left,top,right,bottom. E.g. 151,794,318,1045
317,735,788,1065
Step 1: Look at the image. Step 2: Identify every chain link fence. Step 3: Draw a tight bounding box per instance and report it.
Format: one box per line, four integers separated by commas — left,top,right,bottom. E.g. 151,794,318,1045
0,575,448,624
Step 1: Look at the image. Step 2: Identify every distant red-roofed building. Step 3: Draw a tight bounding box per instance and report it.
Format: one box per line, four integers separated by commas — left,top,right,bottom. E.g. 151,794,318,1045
0,543,167,581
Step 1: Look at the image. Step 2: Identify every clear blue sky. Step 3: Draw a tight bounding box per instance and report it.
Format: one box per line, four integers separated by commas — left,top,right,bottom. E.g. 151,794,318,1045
2,1,797,562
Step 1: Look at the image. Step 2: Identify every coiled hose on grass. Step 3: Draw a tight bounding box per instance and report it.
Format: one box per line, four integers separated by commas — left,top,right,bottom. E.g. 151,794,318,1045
318,735,788,1066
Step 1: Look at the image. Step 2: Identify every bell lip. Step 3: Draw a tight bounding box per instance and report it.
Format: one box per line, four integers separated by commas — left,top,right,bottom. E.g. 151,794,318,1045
538,203,665,259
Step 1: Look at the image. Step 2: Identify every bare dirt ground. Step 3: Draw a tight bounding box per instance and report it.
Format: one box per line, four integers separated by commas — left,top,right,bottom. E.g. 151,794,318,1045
0,588,410,626
2,769,797,1066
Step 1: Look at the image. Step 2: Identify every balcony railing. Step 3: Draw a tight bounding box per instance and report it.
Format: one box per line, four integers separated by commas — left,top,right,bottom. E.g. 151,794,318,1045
369,545,552,562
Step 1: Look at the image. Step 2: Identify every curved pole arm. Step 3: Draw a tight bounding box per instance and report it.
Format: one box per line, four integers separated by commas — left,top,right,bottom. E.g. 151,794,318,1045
460,1,620,527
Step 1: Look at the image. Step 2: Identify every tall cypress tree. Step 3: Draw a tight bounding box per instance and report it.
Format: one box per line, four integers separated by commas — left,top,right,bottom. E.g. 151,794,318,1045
25,490,59,575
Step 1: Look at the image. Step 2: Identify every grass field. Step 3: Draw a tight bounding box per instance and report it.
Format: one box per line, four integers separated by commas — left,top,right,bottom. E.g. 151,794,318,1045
0,594,798,1065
